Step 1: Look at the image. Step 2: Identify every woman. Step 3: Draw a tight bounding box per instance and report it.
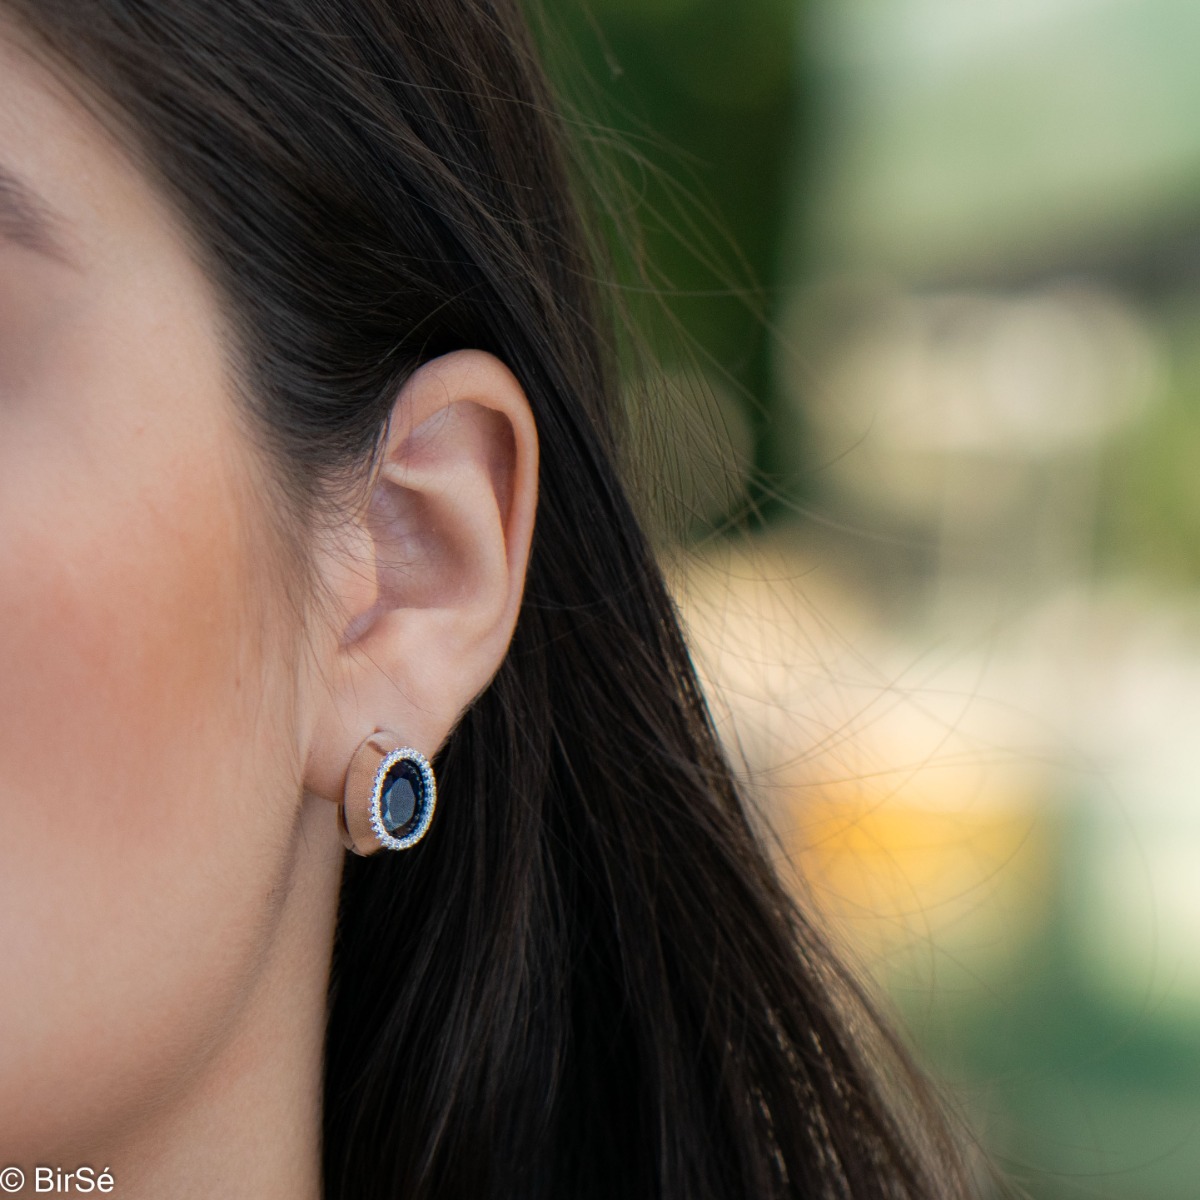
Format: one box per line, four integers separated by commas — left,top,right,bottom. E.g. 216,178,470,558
0,2,980,1197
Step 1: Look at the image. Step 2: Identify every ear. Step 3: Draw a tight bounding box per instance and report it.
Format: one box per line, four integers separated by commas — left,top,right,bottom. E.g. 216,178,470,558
302,349,537,803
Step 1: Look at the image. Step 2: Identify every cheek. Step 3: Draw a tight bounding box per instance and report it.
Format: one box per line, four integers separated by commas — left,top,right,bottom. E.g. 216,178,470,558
1,464,243,812
0,314,303,1154
0,301,279,843
0,461,262,800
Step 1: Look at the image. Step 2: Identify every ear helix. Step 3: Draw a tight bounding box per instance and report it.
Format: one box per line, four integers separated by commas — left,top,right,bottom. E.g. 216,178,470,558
338,731,437,856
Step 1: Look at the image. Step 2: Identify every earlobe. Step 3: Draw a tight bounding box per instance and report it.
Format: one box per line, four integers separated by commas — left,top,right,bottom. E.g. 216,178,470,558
302,349,537,806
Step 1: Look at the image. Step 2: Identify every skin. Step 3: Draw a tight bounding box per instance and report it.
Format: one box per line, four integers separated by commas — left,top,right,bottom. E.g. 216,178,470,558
0,25,538,1199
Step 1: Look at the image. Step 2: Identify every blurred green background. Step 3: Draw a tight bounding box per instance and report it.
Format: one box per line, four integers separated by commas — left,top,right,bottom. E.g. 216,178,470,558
546,1,1200,1196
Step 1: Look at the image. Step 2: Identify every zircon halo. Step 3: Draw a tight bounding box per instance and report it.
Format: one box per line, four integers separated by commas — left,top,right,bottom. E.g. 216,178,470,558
368,747,437,851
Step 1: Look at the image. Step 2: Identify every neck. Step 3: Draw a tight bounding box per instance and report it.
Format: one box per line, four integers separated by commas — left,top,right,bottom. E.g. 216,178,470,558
82,799,342,1200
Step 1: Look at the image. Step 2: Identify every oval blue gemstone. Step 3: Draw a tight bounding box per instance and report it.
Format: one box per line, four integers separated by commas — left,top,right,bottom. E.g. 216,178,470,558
380,759,422,835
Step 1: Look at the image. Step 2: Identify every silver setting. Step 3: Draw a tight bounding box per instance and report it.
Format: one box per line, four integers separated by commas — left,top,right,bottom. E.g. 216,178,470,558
368,747,437,851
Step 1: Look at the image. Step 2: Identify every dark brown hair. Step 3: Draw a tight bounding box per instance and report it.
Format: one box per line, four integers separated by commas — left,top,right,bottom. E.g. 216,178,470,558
6,2,982,1197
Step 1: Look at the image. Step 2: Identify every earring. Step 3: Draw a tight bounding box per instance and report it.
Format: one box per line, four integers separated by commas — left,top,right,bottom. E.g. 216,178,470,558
338,730,438,856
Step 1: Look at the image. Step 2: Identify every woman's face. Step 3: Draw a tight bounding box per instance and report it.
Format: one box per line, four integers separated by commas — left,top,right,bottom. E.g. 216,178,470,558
0,24,338,1163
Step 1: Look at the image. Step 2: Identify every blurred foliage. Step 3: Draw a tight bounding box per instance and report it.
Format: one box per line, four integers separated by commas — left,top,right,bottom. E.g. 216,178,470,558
803,0,1200,285
1096,299,1200,588
891,799,1200,1200
533,0,807,523
539,2,1200,1197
